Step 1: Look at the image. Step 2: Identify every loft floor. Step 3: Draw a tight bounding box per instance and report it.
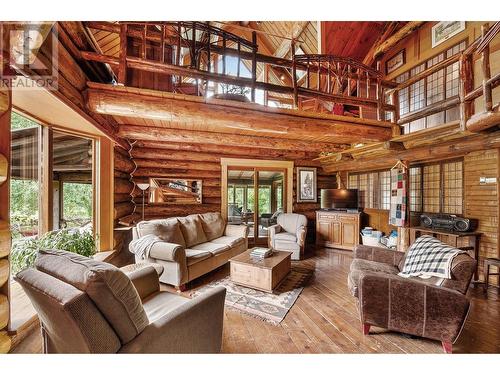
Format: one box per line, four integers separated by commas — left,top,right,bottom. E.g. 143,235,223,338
10,248,500,354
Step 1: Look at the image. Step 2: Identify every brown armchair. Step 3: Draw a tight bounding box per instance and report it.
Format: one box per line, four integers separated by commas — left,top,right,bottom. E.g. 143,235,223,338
348,244,476,354
15,249,226,353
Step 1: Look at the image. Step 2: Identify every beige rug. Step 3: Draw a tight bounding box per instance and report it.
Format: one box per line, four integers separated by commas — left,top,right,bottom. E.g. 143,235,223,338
191,267,313,325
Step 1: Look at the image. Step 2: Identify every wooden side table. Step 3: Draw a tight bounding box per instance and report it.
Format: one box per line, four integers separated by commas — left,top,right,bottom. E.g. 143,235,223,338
483,258,500,292
409,226,482,282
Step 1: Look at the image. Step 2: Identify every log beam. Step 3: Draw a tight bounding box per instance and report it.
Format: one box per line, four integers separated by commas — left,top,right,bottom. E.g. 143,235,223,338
383,141,406,151
86,83,392,144
373,22,425,59
119,125,337,153
323,131,500,172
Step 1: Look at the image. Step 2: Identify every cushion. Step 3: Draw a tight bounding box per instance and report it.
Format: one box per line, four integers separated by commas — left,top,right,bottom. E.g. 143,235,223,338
185,249,212,266
210,236,244,247
277,213,307,234
274,232,297,243
348,258,399,297
199,212,226,241
136,218,186,248
178,215,208,247
190,242,230,255
142,292,189,323
35,249,149,344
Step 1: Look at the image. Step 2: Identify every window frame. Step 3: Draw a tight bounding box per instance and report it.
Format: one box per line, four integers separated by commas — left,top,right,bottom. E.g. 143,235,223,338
395,40,467,134
409,158,464,215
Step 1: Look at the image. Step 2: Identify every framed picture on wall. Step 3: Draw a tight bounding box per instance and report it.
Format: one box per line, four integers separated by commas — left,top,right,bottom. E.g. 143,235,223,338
385,49,405,74
432,21,465,48
297,167,317,203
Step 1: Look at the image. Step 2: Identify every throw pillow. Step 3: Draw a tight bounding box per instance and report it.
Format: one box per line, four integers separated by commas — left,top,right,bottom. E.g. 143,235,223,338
178,214,208,247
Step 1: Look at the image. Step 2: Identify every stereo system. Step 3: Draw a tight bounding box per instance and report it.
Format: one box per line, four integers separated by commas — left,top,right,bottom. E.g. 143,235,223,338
420,214,477,232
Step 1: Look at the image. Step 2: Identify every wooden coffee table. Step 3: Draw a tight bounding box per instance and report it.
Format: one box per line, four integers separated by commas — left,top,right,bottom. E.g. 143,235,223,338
229,248,292,293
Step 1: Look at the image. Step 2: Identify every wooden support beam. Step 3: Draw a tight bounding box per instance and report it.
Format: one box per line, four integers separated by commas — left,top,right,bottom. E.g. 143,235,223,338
86,82,392,144
373,22,425,59
40,127,53,234
383,141,406,151
466,105,500,132
335,153,353,162
323,130,500,172
119,125,339,153
481,24,493,112
118,23,128,85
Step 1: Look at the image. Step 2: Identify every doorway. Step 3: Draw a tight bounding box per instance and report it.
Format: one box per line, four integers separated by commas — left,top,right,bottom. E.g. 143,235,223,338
221,159,294,246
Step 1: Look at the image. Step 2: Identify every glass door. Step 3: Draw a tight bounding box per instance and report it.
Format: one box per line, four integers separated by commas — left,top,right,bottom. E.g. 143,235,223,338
256,169,285,244
226,167,286,245
227,168,256,241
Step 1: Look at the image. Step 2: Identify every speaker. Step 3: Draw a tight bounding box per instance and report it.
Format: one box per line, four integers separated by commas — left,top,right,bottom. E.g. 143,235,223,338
453,218,476,232
420,214,477,232
420,214,433,228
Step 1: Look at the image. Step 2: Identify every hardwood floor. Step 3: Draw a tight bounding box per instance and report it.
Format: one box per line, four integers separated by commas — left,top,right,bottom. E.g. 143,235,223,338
10,248,500,354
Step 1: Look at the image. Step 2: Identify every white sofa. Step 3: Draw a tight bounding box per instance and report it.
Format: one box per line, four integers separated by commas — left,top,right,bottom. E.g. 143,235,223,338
130,212,248,289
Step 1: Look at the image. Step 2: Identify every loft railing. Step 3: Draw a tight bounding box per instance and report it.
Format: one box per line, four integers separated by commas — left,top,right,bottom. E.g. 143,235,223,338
82,21,395,123
386,22,500,133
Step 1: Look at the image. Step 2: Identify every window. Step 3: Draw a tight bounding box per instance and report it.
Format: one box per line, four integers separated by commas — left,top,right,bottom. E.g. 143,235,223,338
408,159,463,214
395,40,467,134
348,169,391,210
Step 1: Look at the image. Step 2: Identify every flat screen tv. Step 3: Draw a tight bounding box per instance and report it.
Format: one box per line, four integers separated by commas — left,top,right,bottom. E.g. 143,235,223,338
320,189,358,209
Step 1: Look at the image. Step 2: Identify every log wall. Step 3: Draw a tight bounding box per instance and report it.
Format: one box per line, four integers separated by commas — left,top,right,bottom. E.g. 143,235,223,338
464,149,499,285
127,143,337,243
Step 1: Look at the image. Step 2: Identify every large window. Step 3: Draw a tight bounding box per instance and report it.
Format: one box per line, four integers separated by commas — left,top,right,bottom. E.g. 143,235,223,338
348,169,391,210
396,40,467,134
348,160,463,215
409,159,463,214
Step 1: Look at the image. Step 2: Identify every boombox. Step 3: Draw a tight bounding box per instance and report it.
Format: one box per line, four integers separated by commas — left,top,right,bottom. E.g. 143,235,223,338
420,214,477,232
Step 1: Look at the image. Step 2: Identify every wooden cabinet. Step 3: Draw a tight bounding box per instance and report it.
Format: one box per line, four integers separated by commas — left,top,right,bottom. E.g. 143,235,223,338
316,211,361,250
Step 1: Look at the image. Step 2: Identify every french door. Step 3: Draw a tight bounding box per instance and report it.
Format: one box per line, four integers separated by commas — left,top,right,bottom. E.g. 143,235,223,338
226,166,287,245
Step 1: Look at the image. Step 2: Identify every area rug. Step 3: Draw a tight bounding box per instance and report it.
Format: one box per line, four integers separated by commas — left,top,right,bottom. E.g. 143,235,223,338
191,267,313,325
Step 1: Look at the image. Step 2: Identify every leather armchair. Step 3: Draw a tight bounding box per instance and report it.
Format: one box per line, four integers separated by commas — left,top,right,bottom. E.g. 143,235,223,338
349,245,476,353
268,213,307,260
15,249,226,353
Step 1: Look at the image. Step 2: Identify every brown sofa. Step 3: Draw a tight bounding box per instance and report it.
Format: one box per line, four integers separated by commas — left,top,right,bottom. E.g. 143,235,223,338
348,244,476,353
15,249,226,353
131,212,248,289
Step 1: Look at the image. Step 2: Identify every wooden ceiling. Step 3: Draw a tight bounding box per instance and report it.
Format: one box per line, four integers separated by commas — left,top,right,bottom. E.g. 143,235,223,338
320,21,388,60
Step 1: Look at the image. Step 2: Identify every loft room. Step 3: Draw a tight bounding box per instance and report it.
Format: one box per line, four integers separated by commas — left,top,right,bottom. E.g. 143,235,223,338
0,2,499,368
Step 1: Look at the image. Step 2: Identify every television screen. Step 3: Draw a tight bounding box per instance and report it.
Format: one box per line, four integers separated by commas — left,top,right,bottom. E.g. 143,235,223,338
320,189,358,209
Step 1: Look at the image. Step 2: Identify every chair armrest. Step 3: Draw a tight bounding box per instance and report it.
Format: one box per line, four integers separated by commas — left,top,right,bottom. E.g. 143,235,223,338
358,272,470,343
296,225,307,247
125,266,160,301
147,242,185,263
119,287,227,353
354,244,405,267
268,224,282,237
225,224,248,239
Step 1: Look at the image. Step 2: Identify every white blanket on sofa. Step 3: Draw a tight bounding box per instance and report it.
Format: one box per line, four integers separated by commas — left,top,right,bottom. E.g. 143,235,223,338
129,234,162,260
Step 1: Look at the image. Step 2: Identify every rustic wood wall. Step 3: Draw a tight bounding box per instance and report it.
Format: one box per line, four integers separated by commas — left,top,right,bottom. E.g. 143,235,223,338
464,149,499,285
122,143,337,243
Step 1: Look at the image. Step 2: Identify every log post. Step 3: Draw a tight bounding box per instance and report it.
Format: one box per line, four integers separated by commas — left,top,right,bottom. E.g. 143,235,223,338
481,24,493,112
251,31,257,102
222,36,226,75
291,40,298,108
390,91,401,136
376,61,384,121
118,23,128,85
142,24,147,59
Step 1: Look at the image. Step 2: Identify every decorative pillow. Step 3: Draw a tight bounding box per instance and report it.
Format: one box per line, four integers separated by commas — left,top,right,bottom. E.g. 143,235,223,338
199,212,226,241
136,218,186,248
35,249,149,344
178,214,208,247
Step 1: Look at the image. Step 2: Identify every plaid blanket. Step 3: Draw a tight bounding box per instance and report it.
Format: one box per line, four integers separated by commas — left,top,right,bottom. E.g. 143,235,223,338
399,235,464,279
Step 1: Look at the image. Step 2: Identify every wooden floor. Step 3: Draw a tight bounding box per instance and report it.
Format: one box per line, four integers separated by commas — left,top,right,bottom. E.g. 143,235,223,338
10,248,500,354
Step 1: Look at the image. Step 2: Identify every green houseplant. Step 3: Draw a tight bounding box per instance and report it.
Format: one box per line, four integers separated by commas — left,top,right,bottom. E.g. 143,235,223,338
11,229,97,274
